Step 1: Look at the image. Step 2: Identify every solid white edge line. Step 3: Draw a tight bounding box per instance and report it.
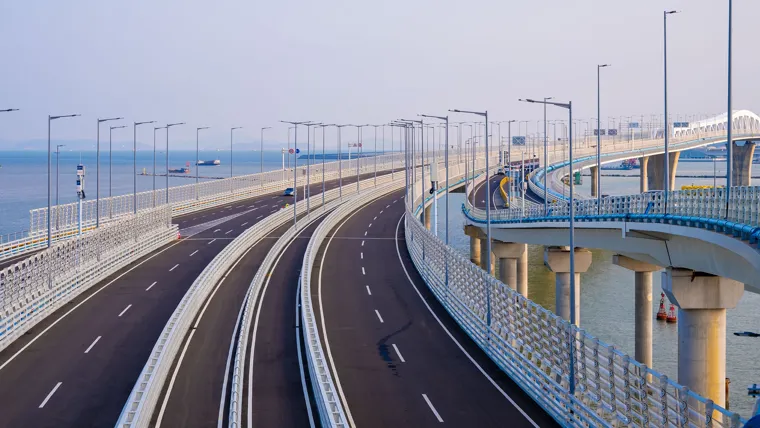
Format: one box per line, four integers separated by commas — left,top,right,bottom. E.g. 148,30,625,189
169,264,179,271
365,286,372,296
393,214,540,428
391,343,405,363
38,382,62,408
146,281,157,291
296,279,317,428
155,329,196,427
118,304,132,317
421,393,444,422
84,336,102,354
374,310,384,323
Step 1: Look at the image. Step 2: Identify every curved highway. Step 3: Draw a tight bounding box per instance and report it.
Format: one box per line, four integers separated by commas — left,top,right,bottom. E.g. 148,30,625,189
311,188,557,427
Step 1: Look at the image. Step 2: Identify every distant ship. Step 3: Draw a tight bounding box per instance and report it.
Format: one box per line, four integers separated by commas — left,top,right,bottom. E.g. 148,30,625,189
197,159,221,166
601,159,639,170
168,167,190,174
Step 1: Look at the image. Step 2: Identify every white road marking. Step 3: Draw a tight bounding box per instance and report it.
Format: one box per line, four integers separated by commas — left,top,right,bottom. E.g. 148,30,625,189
225,230,233,235
146,281,157,291
236,205,244,208
368,223,372,228
189,250,199,257
380,210,383,214
374,309,384,323
422,394,443,422
214,229,221,233
386,205,390,208
208,239,217,245
84,336,102,354
248,205,256,208
361,240,365,246
169,264,179,271
393,200,397,203
373,216,377,221
360,252,363,259
118,304,132,317
39,382,62,408
211,212,216,215
261,204,269,208
366,285,372,295
362,267,366,275
257,215,263,219
193,217,197,220
392,343,405,363
241,222,248,227
181,220,186,223
364,231,367,236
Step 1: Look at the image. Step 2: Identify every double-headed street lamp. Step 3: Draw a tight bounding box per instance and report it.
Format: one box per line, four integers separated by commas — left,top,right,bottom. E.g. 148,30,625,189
109,125,127,217
726,1,733,218
134,121,155,213
55,144,66,229
664,10,679,212
420,114,450,247
313,124,329,208
48,113,81,247
165,122,185,204
350,124,369,193
260,126,271,187
153,126,166,207
326,124,351,198
597,64,610,212
196,127,210,197
519,98,552,215
397,119,424,218
96,117,123,227
506,120,516,199
304,122,322,216
280,120,313,229
230,126,243,187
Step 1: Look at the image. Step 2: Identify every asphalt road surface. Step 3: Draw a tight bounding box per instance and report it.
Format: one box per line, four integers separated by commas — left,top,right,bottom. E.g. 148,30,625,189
313,189,558,427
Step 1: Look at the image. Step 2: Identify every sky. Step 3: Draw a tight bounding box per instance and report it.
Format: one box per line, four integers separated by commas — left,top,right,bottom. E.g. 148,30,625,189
0,0,758,150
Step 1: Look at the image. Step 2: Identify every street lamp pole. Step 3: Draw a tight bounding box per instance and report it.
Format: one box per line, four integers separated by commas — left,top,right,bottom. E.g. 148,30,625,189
351,125,369,193
726,1,733,218
303,122,321,216
664,10,679,212
230,127,242,193
420,114,450,247
506,120,515,199
165,122,185,205
314,124,329,208
372,125,381,185
56,144,65,230
133,121,155,213
96,117,123,227
281,120,312,229
398,119,424,220
196,127,210,198
597,64,610,212
260,126,271,187
48,113,81,247
153,126,165,207
109,125,127,218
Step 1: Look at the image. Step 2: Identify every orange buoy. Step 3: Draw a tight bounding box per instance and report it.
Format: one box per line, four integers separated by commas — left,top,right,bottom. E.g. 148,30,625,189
666,304,677,323
656,292,668,321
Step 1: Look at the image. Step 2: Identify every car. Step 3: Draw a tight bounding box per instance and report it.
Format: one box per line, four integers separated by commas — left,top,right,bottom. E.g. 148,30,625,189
283,187,294,196
496,167,505,175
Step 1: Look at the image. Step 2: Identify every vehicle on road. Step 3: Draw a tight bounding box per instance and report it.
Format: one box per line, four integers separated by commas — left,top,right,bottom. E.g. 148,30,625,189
283,187,294,196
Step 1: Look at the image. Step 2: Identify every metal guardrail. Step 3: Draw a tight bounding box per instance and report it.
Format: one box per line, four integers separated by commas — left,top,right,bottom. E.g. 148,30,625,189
405,198,746,427
0,206,176,354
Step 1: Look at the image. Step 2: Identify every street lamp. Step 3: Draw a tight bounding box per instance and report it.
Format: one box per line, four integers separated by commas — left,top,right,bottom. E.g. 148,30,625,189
506,120,516,199
313,124,329,208
327,124,351,198
109,124,127,217
260,126,271,187
55,144,65,230
48,113,81,247
196,127,210,197
521,97,576,394
165,122,185,205
519,98,553,215
597,64,610,212
420,114,450,247
1,109,19,113
350,124,369,193
230,127,242,194
304,122,321,216
96,117,123,227
153,126,166,207
280,120,312,229
726,1,733,218
664,10,679,211
133,121,155,213
450,108,492,329
371,124,382,185
397,119,424,220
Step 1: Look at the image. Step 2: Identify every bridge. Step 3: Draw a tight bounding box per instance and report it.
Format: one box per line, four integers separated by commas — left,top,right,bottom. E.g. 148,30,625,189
1,117,758,428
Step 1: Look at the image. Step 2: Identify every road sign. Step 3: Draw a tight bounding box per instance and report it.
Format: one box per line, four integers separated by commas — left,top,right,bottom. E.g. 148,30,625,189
593,129,606,136
673,122,690,128
608,129,618,136
288,148,295,154
296,148,300,154
628,122,640,128
512,136,526,145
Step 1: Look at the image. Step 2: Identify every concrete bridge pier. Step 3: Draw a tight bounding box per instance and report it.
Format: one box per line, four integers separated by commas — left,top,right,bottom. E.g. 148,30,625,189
423,205,432,230
647,151,680,191
480,240,495,275
663,268,744,408
590,166,599,197
639,156,649,192
544,247,592,325
612,255,661,368
492,241,527,293
517,245,528,298
731,141,756,186
464,225,483,266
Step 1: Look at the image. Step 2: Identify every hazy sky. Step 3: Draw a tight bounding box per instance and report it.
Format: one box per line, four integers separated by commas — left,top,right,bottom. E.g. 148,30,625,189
1,0,757,150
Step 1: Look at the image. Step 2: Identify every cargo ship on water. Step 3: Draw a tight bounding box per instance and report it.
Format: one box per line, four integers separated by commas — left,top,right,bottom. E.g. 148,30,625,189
196,159,221,166
169,162,191,174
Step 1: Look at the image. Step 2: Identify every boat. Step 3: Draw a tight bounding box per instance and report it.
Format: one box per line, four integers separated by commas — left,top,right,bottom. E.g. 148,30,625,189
601,159,639,170
168,167,190,174
197,159,221,166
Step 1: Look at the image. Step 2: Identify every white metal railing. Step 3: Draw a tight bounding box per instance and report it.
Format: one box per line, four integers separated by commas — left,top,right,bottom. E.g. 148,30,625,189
405,200,746,427
0,205,176,354
116,169,406,428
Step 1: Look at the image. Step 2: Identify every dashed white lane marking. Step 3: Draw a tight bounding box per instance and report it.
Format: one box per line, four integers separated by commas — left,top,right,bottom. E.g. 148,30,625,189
202,215,206,218
208,239,217,245
248,205,256,208
236,205,244,208
422,394,443,422
118,304,132,317
373,216,377,221
361,240,365,246
193,217,197,220
364,231,367,236
39,382,62,408
380,210,383,214
362,267,366,275
368,223,372,228
386,205,390,208
189,250,199,257
84,336,102,354
257,215,263,219
225,230,233,235
393,200,397,203
181,220,186,223
261,205,269,208
213,229,221,233
146,281,157,291
271,210,277,214
211,212,216,215
366,286,372,295
392,343,405,363
360,252,363,259
169,264,179,271
374,310,384,323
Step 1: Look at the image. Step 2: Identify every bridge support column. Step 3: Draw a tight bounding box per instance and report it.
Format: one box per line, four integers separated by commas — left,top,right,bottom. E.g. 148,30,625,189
464,225,483,266
480,239,495,275
612,255,661,368
639,156,649,192
492,241,526,291
647,152,680,191
590,166,599,197
423,205,432,230
663,268,744,408
731,141,756,186
517,244,528,298
544,246,592,325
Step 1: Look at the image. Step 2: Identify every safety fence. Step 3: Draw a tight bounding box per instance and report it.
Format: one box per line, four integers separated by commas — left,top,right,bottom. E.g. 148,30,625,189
0,206,176,354
406,197,746,426
115,169,406,428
